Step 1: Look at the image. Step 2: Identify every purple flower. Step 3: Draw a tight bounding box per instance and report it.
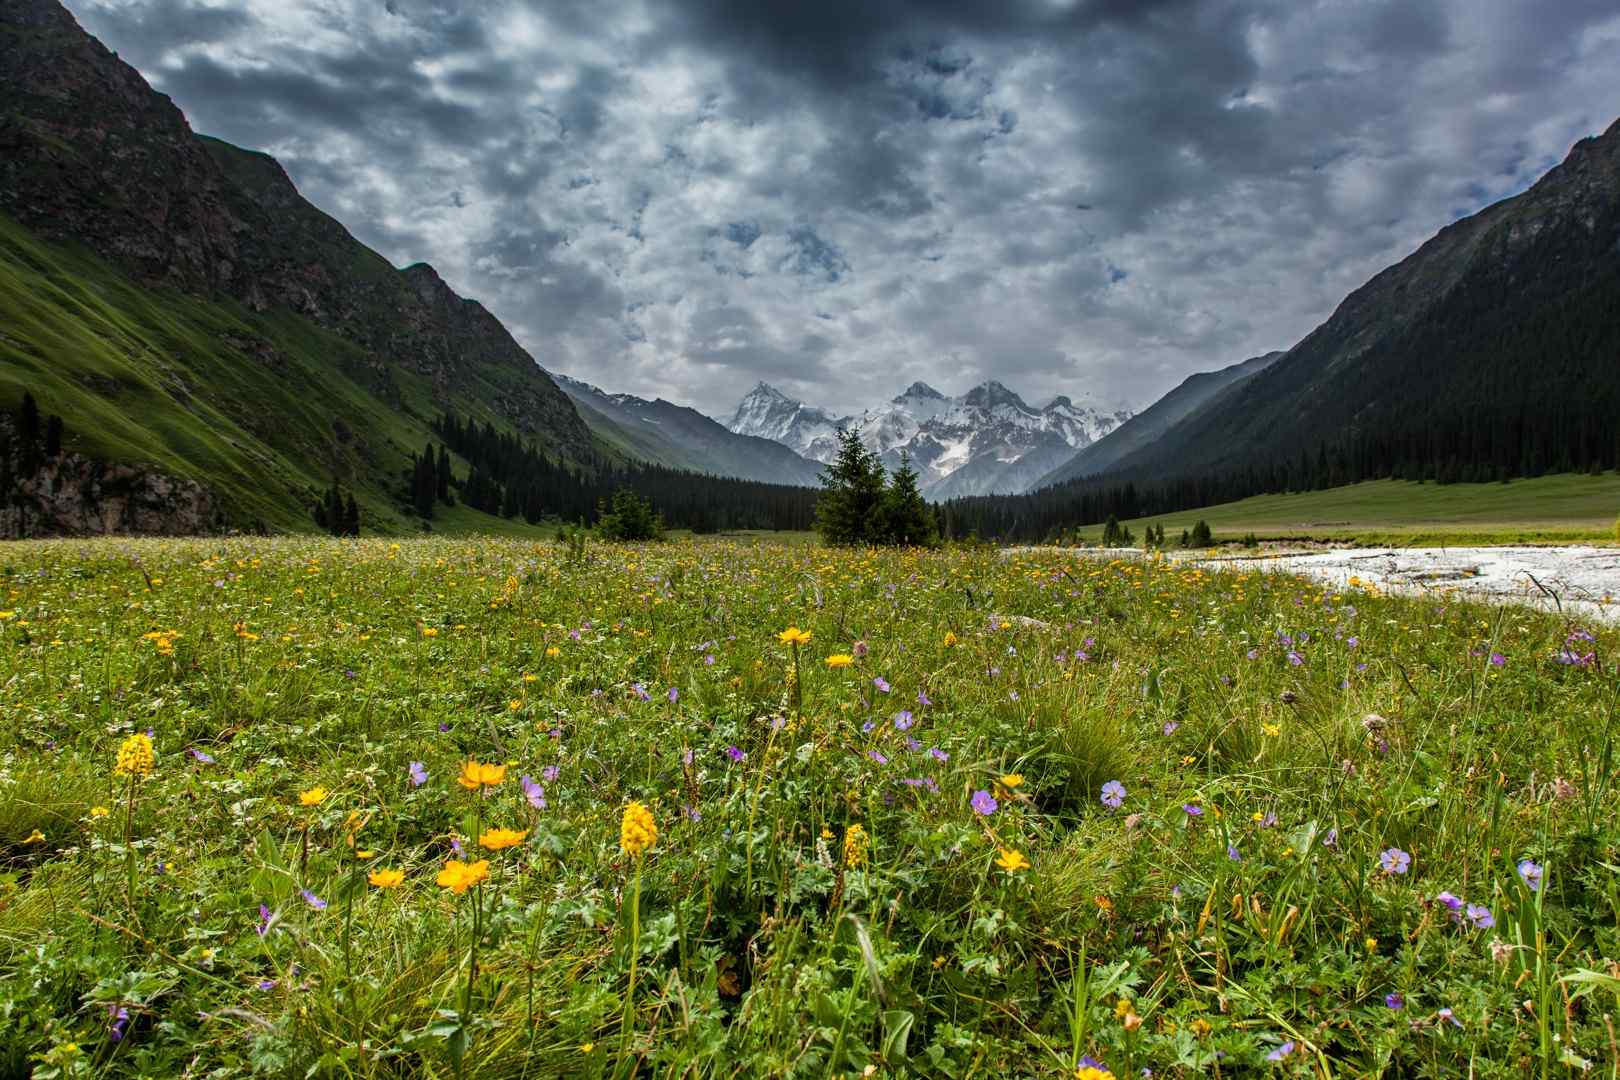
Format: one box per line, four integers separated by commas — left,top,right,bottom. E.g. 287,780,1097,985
256,979,276,991
1183,803,1204,817
868,749,889,765
929,747,949,762
917,689,932,706
1246,648,1260,660
704,654,715,666
1266,1041,1295,1061
450,837,463,855
255,904,272,937
1466,903,1494,929
1438,1007,1462,1028
1287,650,1305,666
1487,651,1505,667
726,746,746,763
408,761,428,787
1386,993,1404,1009
1379,847,1411,875
1322,828,1338,848
894,710,914,730
904,736,921,752
521,774,547,810
189,747,215,764
301,889,327,911
1258,811,1278,828
1435,891,1462,913
108,1005,130,1041
1517,859,1543,892
667,686,679,703
1080,1057,1108,1072
1162,720,1179,736
438,722,451,733
901,777,939,793
1227,845,1242,862
862,720,876,733
1346,636,1359,648
682,748,695,766
542,765,560,782
1100,780,1125,809
873,676,891,694
970,789,998,816
633,683,650,702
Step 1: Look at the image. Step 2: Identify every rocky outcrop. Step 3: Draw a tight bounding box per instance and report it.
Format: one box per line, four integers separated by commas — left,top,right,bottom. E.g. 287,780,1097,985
1,453,219,538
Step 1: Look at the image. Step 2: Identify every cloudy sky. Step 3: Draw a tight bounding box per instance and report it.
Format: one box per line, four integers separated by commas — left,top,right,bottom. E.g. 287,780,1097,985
72,0,1620,419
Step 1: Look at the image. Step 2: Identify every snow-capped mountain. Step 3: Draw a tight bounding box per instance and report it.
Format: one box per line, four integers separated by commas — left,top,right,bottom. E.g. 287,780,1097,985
727,380,1131,498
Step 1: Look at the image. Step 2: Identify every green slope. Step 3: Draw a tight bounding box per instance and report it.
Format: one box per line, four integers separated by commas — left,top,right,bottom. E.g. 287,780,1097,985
0,211,535,534
1072,474,1620,546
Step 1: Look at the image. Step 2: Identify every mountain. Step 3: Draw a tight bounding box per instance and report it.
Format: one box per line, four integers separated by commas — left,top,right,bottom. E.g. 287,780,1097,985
727,379,1129,498
0,0,593,533
1036,351,1284,489
1077,118,1620,491
556,375,823,487
726,382,856,464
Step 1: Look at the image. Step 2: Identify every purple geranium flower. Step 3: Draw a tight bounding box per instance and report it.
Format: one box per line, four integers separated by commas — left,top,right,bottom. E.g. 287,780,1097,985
1517,859,1543,892
255,904,272,937
894,710,914,730
1379,847,1411,875
542,764,560,782
667,686,679,703
726,746,746,763
1435,891,1462,913
1100,780,1125,809
301,889,327,911
1183,803,1204,818
1488,652,1506,667
1266,1041,1295,1061
929,747,949,763
868,749,889,765
1385,993,1403,1009
873,676,890,693
521,774,547,810
970,789,998,816
189,747,215,764
408,761,428,787
1466,903,1494,929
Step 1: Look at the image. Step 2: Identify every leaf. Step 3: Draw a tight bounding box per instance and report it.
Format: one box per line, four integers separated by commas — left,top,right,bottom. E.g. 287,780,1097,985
880,1009,914,1062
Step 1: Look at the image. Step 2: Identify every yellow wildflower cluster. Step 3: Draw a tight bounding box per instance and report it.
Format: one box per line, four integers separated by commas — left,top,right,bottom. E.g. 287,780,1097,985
842,823,869,868
114,732,154,777
620,801,657,857
776,626,811,646
436,858,490,894
141,629,181,656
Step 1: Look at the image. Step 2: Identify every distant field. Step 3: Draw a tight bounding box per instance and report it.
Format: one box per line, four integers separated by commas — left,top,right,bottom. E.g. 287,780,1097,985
1070,473,1620,546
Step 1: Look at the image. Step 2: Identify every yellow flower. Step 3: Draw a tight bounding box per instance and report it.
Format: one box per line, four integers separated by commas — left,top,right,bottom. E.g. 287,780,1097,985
298,786,328,806
456,760,507,790
420,626,439,638
24,829,45,844
579,1042,595,1053
943,631,958,646
368,868,405,888
1075,1066,1114,1080
620,801,657,857
114,733,154,777
842,823,869,868
777,626,812,646
545,646,560,658
994,847,1030,873
89,805,110,819
479,827,528,851
825,654,854,669
508,698,524,711
436,858,490,894
1262,723,1281,738
998,773,1024,790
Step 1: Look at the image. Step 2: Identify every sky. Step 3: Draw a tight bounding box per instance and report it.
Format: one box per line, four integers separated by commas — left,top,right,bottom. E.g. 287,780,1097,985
70,0,1620,420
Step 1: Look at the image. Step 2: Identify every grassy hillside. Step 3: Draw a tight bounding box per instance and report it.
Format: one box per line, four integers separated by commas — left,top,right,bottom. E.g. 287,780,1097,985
0,212,548,535
1072,474,1620,546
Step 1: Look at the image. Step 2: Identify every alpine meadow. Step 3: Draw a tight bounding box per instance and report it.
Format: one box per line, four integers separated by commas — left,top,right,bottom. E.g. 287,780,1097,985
5,0,1620,1077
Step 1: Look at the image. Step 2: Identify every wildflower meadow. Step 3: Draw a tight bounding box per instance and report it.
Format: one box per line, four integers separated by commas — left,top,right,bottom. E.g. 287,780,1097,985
0,535,1616,1077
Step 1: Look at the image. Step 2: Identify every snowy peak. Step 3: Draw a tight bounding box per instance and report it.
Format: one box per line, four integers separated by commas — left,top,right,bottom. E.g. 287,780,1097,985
725,378,1132,498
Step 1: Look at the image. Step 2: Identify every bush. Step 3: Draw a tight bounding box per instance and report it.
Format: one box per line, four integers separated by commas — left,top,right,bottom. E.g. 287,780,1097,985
596,488,664,541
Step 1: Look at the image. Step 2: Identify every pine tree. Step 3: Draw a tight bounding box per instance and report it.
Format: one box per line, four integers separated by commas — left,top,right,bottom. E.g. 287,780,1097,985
437,445,452,503
814,428,886,546
879,451,934,546
344,493,360,536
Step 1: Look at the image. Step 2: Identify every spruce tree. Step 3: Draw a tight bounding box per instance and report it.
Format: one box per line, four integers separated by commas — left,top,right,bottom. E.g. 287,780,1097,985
344,493,360,536
815,428,886,546
880,451,934,546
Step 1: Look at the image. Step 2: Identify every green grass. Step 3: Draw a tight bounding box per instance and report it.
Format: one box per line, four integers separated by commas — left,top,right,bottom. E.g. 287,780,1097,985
1,535,1616,1077
0,212,574,537
1074,474,1620,546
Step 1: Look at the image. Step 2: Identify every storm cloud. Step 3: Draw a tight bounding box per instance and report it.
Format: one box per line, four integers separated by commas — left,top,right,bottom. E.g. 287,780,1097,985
69,0,1620,416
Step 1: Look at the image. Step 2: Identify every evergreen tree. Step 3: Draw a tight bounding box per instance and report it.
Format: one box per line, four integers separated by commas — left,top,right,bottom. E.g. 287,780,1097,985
437,446,452,503
344,493,360,537
814,428,887,546
879,451,935,546
44,415,63,458
597,488,664,541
